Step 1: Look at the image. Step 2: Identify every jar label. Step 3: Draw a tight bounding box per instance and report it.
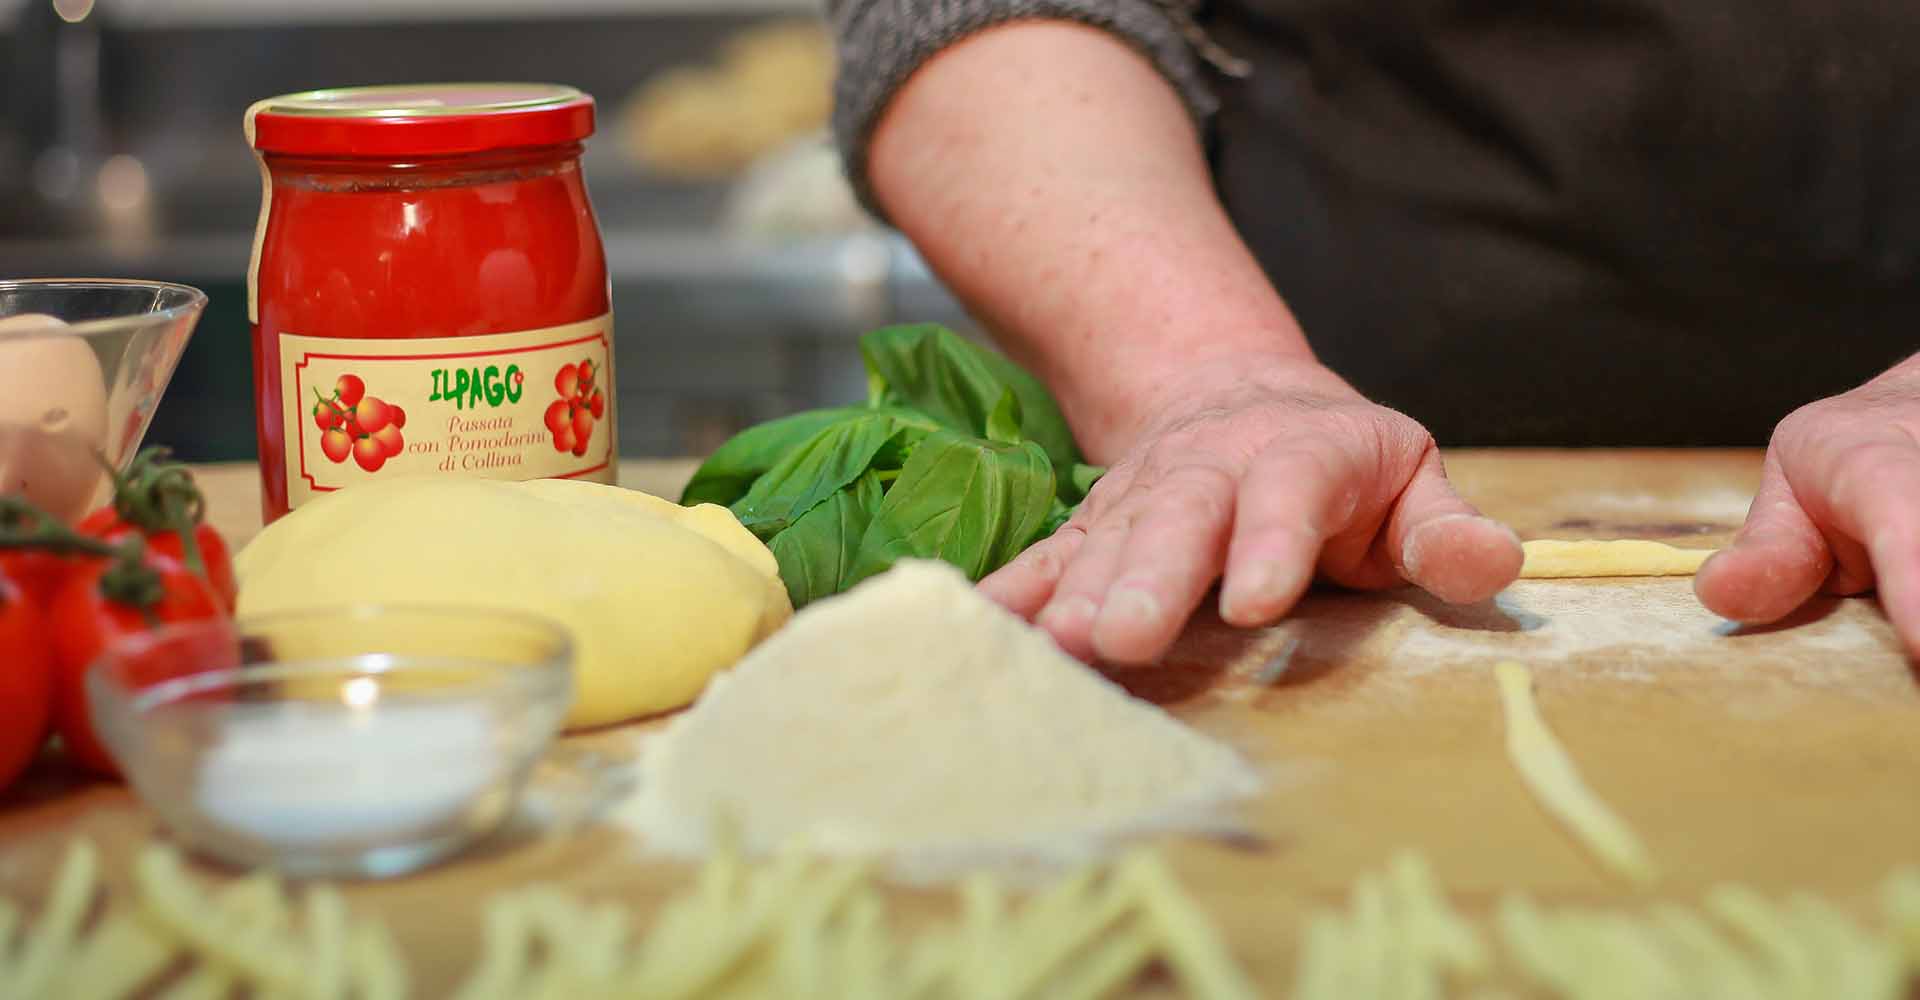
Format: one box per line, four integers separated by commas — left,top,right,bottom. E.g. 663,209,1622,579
278,314,615,509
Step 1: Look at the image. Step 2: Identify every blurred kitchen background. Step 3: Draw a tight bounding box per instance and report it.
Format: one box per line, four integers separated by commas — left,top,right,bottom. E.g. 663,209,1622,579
0,0,972,461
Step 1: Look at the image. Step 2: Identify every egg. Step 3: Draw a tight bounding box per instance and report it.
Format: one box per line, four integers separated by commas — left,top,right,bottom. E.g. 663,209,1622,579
0,313,112,521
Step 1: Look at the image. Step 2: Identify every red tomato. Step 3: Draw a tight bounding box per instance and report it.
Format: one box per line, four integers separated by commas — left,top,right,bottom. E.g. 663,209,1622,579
373,423,405,458
354,396,391,434
335,373,366,408
570,406,594,442
577,359,595,389
388,404,407,430
544,400,570,434
352,435,387,472
571,430,590,457
76,508,239,614
555,363,579,400
321,427,353,463
313,399,341,431
588,389,605,419
553,426,575,453
50,555,224,776
0,550,74,609
0,575,53,794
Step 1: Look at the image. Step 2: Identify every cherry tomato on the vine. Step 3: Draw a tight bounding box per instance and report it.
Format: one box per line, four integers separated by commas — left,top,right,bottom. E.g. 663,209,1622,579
373,424,405,459
353,435,387,472
0,574,53,794
354,396,391,435
321,428,353,463
335,374,366,408
77,509,238,614
50,554,224,776
0,549,72,609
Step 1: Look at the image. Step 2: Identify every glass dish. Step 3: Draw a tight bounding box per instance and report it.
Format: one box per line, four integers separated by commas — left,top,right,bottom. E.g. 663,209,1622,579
0,278,205,522
87,605,573,879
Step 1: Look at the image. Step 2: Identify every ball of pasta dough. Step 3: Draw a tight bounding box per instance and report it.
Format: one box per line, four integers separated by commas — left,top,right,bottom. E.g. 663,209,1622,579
235,476,792,727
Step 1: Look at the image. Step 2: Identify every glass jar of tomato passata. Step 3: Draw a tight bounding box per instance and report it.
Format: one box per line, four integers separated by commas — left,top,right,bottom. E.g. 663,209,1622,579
245,83,615,523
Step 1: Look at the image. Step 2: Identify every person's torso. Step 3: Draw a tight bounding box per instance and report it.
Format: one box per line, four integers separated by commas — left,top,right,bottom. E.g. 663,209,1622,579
1208,0,1920,444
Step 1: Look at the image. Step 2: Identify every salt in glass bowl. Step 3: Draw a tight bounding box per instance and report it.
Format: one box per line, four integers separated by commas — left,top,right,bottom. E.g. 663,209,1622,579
87,605,573,878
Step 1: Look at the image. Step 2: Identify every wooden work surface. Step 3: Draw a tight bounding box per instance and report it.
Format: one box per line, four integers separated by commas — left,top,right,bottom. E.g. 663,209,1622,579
5,449,1917,995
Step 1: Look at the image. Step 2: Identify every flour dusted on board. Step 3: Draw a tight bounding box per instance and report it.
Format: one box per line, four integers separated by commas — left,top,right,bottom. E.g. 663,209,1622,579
615,560,1260,875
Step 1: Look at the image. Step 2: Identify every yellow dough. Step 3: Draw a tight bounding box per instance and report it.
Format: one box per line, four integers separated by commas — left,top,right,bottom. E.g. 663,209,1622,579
1519,539,1716,579
236,477,792,727
1494,661,1658,886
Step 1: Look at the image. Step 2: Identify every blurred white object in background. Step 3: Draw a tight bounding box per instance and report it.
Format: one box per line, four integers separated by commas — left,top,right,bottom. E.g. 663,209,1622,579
618,19,834,180
725,133,872,240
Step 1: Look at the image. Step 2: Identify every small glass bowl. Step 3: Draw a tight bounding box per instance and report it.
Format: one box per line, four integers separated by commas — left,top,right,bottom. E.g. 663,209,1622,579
0,278,205,522
87,606,573,879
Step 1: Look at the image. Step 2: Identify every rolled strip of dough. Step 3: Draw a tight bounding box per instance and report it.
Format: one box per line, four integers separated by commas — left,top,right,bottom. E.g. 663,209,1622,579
1493,661,1659,886
1519,539,1716,579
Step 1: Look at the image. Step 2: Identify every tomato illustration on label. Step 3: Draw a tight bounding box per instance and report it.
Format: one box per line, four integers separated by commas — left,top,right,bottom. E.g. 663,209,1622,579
312,372,405,470
545,358,604,458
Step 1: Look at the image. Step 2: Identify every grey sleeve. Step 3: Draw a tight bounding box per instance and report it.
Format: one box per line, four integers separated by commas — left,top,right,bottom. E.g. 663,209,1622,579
826,0,1220,219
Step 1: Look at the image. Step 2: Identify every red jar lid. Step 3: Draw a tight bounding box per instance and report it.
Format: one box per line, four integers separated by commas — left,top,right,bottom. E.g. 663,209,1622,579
247,83,595,158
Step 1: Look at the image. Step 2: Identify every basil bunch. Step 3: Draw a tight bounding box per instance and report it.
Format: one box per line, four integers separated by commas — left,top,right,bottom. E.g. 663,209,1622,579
682,324,1103,607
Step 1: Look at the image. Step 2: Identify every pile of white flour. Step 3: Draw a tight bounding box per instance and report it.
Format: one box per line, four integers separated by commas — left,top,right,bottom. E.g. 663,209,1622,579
614,560,1260,876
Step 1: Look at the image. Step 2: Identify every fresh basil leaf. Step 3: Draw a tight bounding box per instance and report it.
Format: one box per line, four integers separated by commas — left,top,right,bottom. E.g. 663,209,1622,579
846,429,1055,584
1063,462,1106,505
769,471,884,608
984,387,1023,445
732,413,927,540
680,406,868,508
860,324,1081,471
1040,497,1075,538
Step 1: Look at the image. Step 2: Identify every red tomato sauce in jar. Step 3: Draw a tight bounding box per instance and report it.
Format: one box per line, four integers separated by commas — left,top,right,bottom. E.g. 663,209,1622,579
246,84,614,523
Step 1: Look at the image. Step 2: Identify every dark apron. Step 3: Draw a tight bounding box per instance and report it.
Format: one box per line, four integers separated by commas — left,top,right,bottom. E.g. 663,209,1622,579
1206,1,1920,445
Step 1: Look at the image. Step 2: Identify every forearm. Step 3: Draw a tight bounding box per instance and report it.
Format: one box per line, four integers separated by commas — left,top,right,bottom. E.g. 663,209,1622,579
866,21,1320,460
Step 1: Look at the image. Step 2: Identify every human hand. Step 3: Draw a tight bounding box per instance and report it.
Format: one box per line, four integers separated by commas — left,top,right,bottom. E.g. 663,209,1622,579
980,357,1525,664
1696,356,1920,657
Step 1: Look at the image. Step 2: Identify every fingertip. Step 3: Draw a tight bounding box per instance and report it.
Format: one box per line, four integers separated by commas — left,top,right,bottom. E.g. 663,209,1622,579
978,566,1044,618
1401,514,1522,604
1089,585,1175,666
980,533,1079,619
1219,551,1315,628
1036,594,1101,662
1692,539,1826,624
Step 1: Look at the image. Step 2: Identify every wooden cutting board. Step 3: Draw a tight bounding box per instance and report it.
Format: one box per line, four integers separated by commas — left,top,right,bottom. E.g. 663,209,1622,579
4,449,1915,996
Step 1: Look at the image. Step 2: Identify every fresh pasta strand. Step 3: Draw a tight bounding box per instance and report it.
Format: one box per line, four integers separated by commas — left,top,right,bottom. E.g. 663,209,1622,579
3,836,1254,1000
1122,851,1262,1000
1292,853,1486,1000
58,909,179,999
349,920,412,1000
8,837,98,997
1518,539,1715,578
1494,660,1659,885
